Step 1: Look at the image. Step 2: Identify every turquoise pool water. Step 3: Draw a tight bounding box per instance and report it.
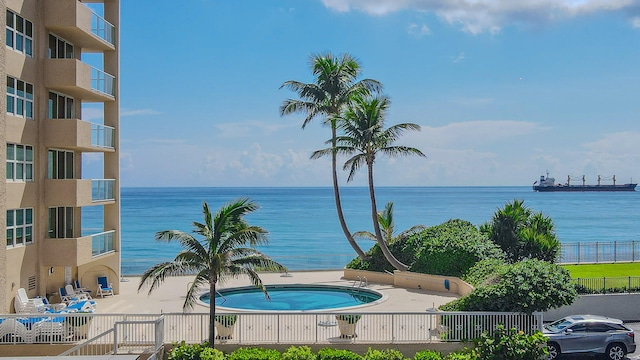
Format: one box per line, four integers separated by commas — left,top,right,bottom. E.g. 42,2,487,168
200,285,382,311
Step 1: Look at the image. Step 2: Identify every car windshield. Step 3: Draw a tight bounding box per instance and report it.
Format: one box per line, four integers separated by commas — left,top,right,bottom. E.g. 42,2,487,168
545,318,574,332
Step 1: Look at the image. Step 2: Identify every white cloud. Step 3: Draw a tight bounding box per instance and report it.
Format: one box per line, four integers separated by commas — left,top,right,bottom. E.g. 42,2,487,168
632,16,640,28
452,52,465,63
407,23,431,37
320,0,640,34
121,109,162,117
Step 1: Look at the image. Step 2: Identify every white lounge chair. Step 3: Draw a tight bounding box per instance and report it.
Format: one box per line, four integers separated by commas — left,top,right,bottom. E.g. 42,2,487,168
74,280,92,297
96,276,114,298
65,284,91,300
0,318,33,343
14,288,46,314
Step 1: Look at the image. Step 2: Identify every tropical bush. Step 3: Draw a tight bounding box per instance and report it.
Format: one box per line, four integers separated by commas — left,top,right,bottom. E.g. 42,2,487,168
413,350,443,360
167,342,224,360
461,258,507,287
481,199,560,263
227,347,282,360
443,352,475,360
441,259,577,313
200,347,226,360
472,325,548,360
282,345,317,360
411,220,505,277
317,347,363,360
363,348,408,360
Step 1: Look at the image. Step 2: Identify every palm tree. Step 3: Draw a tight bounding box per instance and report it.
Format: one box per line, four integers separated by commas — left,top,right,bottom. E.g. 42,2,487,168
280,53,382,261
354,201,426,245
313,94,425,271
137,198,286,347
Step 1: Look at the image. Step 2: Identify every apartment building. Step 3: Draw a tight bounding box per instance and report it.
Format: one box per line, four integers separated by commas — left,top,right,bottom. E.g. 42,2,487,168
1,0,120,313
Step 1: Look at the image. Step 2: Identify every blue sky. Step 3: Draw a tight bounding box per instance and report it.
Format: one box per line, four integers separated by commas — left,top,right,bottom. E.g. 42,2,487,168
100,0,640,187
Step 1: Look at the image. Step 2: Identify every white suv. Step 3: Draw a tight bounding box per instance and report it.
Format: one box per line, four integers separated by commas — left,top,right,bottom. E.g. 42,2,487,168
544,315,636,360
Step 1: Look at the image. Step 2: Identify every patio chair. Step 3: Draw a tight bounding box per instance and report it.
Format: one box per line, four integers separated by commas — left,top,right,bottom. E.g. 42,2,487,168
65,284,92,300
0,318,32,343
41,297,67,312
14,288,46,314
96,276,114,298
74,279,92,297
32,316,66,342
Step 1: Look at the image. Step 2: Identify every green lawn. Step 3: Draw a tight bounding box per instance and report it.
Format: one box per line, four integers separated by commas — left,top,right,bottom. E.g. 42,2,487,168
562,263,640,278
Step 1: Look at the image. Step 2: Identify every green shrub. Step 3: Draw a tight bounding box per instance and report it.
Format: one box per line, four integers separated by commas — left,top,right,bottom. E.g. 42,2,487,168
363,348,407,360
461,258,507,287
227,347,282,360
413,350,443,360
441,259,577,313
317,347,363,360
473,325,548,360
410,220,505,277
168,341,208,360
200,347,225,360
282,345,317,360
444,352,476,360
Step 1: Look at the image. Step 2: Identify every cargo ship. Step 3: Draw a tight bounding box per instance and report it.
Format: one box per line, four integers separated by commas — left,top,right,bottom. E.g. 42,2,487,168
533,174,637,192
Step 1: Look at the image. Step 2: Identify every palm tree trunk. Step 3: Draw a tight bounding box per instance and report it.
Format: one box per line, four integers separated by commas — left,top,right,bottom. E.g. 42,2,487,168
367,161,408,271
331,124,368,260
209,281,216,347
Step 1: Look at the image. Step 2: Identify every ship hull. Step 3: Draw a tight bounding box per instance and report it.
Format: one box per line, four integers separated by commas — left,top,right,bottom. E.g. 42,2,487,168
533,184,637,192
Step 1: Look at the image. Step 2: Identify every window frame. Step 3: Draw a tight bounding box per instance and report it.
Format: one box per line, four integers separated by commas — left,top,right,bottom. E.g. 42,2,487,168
6,208,34,247
48,91,75,119
48,206,74,239
6,76,34,119
6,143,34,182
6,9,33,57
48,33,74,59
48,148,75,179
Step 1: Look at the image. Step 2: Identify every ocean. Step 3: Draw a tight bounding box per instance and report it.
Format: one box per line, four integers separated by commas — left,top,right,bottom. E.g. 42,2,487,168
83,187,640,275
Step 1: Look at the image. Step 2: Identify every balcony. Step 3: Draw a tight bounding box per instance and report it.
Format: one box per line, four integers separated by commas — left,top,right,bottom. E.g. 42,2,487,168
45,59,115,101
45,0,115,52
42,230,115,267
45,119,115,152
45,179,116,207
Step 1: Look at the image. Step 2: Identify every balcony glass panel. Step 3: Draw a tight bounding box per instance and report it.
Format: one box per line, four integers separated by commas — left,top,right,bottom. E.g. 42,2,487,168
92,230,114,256
92,123,115,148
92,179,115,201
91,12,115,45
91,67,115,96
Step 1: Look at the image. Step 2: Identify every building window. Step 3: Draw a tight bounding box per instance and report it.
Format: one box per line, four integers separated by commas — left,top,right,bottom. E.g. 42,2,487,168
7,76,34,119
48,33,74,59
48,149,74,179
48,92,75,119
6,9,33,57
6,143,34,182
7,208,34,247
48,207,74,238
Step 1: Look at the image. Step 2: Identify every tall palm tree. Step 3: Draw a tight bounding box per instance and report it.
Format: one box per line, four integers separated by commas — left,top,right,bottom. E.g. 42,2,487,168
280,53,382,260
354,201,426,245
313,94,425,271
137,198,286,347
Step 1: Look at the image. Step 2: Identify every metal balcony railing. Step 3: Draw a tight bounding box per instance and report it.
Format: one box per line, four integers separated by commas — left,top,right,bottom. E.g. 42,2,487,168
91,123,115,149
91,12,115,46
92,179,115,202
91,230,114,257
91,67,115,97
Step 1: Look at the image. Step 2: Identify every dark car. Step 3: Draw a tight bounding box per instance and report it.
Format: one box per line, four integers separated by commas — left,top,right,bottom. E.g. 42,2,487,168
544,315,636,360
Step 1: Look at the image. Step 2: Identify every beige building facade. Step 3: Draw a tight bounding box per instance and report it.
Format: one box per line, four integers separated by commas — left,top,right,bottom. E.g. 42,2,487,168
1,0,120,313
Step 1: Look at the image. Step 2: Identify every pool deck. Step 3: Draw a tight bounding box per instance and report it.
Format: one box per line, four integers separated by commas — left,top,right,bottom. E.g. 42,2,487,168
93,270,459,314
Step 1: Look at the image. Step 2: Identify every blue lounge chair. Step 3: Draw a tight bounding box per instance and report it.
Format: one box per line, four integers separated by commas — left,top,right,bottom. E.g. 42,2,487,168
96,276,114,298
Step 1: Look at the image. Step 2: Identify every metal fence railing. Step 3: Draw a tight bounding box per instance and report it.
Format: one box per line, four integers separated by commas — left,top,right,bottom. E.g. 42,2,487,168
559,241,640,264
575,276,640,294
0,311,543,352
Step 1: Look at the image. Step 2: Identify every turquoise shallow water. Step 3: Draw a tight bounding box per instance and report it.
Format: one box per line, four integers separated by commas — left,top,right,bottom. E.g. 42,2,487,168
83,187,640,275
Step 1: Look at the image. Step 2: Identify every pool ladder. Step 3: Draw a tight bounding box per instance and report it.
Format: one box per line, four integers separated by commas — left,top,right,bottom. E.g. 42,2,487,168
353,276,368,288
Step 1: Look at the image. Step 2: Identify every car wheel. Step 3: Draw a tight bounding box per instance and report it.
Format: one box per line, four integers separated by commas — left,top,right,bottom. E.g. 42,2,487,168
605,343,626,360
547,342,561,360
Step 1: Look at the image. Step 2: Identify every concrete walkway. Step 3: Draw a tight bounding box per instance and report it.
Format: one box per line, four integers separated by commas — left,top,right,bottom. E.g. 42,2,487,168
92,270,459,314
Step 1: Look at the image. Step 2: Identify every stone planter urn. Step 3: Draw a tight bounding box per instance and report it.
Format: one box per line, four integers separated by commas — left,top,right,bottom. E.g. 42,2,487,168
335,314,361,338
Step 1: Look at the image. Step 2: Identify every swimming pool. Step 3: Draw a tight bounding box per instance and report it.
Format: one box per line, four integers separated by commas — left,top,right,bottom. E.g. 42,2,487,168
200,284,385,311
